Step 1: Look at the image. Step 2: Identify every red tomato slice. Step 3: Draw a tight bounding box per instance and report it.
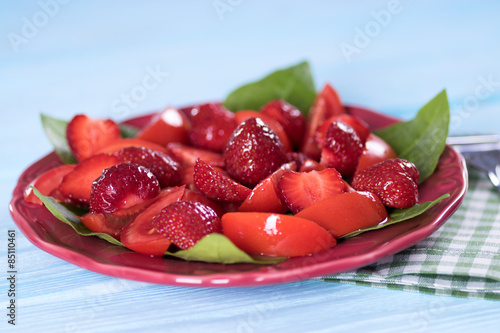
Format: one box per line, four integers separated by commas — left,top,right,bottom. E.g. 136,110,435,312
238,162,296,213
222,212,337,257
120,186,185,256
301,83,345,159
355,133,398,174
135,107,190,146
24,164,76,205
296,191,388,238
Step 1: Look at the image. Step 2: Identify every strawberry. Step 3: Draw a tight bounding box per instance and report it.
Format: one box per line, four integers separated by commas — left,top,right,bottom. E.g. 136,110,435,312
115,146,182,188
135,106,190,146
24,164,76,205
166,142,224,169
260,99,306,148
66,114,121,162
193,158,251,202
277,168,345,214
153,200,222,250
224,117,288,187
285,151,309,170
319,121,364,177
301,83,345,159
188,103,237,152
351,158,419,209
315,114,370,146
59,154,119,205
89,162,161,214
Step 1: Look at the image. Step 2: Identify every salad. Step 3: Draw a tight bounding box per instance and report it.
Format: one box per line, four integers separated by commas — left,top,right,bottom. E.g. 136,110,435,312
23,62,451,264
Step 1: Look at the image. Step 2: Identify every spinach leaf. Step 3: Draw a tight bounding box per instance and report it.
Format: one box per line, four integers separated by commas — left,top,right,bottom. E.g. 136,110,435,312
167,233,286,264
40,114,77,164
340,194,450,239
375,90,450,183
224,61,316,114
32,186,123,246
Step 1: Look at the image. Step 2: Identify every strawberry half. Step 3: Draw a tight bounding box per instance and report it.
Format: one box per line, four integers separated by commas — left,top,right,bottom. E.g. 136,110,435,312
277,168,345,214
224,117,288,187
188,103,237,152
66,114,121,162
89,162,161,214
193,158,251,202
59,153,119,205
260,99,306,148
166,142,224,169
320,121,364,177
315,114,370,146
351,158,419,209
115,146,182,188
153,200,222,250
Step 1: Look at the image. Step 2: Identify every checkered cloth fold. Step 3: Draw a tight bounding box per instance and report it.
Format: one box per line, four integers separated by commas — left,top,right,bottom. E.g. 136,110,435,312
319,169,500,300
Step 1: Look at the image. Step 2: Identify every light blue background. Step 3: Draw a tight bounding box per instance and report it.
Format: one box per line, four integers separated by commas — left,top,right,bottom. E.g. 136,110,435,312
1,1,500,332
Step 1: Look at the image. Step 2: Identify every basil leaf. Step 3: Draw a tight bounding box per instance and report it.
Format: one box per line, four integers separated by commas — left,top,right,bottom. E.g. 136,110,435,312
340,194,450,239
375,90,450,183
119,123,140,138
32,187,123,246
167,233,286,264
40,114,77,164
224,61,316,114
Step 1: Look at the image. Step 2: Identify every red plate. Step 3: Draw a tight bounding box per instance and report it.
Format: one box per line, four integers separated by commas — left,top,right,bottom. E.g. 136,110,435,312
9,106,467,287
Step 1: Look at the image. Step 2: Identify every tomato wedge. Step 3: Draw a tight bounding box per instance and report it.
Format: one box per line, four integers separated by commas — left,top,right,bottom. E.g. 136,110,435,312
24,164,76,205
222,212,337,257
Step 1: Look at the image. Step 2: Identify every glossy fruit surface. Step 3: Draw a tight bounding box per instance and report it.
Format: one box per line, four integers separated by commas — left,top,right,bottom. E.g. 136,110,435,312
135,106,190,146
222,212,337,257
296,191,388,238
24,164,76,205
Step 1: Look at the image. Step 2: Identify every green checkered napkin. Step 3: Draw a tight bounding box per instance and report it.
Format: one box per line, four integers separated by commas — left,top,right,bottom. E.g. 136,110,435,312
319,169,500,300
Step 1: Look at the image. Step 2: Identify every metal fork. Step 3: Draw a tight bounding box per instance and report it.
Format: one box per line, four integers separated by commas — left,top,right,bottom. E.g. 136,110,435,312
447,134,500,191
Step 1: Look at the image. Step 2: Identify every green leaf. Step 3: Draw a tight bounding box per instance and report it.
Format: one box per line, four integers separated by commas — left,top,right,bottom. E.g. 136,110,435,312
340,194,450,239
40,114,77,164
119,123,139,138
167,233,286,264
375,90,450,183
32,187,124,246
224,61,316,114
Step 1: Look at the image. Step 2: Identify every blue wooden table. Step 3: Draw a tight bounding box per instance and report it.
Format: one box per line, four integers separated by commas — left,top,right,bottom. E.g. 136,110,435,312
2,1,500,332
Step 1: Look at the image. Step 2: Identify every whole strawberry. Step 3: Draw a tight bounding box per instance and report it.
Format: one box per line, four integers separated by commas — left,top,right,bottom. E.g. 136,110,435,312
351,158,419,209
188,103,237,152
260,99,306,148
90,162,161,214
320,120,364,177
115,146,182,188
153,200,222,250
223,117,287,187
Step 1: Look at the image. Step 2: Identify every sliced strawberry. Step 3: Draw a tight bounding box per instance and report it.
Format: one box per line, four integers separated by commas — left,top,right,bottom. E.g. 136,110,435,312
66,114,121,162
277,168,345,214
315,114,370,146
24,164,76,205
153,200,222,250
285,151,308,170
94,138,168,155
121,186,186,256
135,106,190,146
319,121,364,177
238,162,296,213
299,159,326,173
355,133,398,174
89,162,161,214
234,110,293,152
59,154,119,205
166,142,224,169
193,159,251,202
301,83,345,159
115,146,182,188
181,188,225,217
351,158,419,208
260,99,306,148
188,103,237,152
224,117,288,187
